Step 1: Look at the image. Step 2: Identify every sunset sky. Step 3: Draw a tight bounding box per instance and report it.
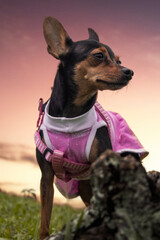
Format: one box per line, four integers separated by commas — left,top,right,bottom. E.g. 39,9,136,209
0,0,160,196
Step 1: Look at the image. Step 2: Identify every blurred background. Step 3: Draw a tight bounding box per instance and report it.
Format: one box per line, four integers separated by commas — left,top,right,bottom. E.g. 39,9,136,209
0,0,160,207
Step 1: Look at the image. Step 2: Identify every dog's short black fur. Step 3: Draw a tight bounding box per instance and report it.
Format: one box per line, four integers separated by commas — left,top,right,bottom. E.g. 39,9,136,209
36,17,136,240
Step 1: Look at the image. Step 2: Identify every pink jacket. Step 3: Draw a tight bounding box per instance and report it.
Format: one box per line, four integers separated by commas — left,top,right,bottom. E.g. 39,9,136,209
38,101,148,198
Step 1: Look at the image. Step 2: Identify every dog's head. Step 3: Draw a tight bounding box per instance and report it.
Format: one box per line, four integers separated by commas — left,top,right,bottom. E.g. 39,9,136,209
43,17,134,105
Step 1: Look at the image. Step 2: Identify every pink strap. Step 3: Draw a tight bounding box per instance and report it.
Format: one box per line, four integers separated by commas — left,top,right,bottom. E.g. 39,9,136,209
52,150,90,181
34,130,90,181
34,131,47,155
34,131,52,161
95,102,112,138
52,150,71,182
63,158,89,171
36,98,44,129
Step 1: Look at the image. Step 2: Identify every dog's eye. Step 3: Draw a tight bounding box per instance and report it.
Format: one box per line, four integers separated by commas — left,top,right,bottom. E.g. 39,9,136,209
93,52,105,60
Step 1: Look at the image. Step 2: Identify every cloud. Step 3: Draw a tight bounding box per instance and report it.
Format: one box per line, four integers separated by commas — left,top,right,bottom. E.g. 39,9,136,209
0,142,36,164
21,154,36,163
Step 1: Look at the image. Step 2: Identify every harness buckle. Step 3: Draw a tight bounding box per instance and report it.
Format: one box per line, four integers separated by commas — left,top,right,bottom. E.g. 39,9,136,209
52,150,71,182
38,98,43,111
36,98,44,129
42,147,53,162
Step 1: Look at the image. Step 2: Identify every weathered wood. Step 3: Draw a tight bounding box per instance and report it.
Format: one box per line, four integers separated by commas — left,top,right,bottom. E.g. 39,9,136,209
47,150,160,240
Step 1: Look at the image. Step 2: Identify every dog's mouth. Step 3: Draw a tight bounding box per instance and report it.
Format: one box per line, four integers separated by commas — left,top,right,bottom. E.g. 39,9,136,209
96,79,129,90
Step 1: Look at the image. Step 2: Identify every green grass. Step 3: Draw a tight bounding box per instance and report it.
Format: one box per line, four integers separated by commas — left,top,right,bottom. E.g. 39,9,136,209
0,191,82,240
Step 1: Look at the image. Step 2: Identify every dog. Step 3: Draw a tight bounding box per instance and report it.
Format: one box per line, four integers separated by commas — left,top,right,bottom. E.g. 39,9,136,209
35,17,148,240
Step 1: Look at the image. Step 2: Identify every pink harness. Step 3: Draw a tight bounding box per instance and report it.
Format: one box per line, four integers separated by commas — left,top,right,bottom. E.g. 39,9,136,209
34,99,148,198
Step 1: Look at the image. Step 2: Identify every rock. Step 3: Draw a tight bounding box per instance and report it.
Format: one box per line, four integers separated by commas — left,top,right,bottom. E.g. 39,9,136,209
47,150,160,240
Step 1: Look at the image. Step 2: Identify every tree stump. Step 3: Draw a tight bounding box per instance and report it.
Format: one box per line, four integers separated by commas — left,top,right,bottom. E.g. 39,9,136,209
47,150,160,240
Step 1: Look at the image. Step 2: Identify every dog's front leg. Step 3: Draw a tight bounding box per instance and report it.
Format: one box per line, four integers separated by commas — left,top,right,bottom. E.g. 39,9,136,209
40,173,54,240
36,149,54,240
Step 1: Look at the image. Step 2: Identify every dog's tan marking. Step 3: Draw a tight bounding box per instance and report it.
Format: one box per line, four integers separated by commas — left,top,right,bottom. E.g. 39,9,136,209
114,55,120,63
89,137,99,163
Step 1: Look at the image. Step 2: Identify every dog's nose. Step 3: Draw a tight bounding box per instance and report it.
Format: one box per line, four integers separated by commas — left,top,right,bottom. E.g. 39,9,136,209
122,68,134,77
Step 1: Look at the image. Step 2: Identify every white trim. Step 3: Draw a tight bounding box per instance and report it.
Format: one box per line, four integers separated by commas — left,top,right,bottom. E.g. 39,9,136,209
40,124,54,150
43,100,97,133
85,120,107,160
116,148,149,160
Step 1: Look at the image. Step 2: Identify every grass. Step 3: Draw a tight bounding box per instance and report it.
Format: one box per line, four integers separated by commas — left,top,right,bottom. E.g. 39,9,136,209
0,191,82,240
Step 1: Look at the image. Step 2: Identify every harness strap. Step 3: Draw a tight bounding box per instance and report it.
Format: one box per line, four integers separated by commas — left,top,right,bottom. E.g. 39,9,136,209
52,150,90,181
36,98,44,130
95,102,112,138
34,131,53,161
52,150,70,181
34,129,90,182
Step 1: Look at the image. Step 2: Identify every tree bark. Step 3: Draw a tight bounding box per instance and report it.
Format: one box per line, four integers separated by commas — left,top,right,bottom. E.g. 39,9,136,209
47,150,160,240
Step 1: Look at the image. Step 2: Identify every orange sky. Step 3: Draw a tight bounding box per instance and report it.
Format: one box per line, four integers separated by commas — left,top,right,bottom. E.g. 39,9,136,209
0,0,160,177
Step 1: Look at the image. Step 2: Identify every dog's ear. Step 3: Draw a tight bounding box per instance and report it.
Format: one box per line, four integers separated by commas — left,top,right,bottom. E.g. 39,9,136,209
88,28,99,42
43,17,72,59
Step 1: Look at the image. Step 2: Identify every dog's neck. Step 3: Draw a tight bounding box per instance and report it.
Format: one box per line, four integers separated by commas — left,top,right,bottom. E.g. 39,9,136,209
49,64,97,118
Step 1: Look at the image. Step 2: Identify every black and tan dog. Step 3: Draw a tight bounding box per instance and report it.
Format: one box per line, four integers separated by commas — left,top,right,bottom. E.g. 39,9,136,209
36,17,139,240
